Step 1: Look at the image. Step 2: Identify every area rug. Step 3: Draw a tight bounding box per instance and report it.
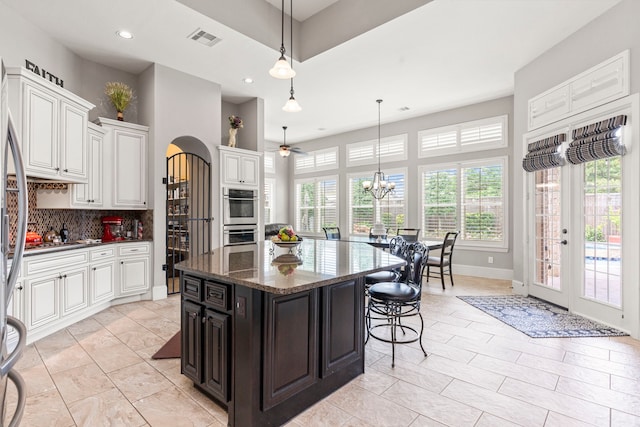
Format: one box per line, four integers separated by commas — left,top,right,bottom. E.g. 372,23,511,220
457,295,628,338
152,331,181,359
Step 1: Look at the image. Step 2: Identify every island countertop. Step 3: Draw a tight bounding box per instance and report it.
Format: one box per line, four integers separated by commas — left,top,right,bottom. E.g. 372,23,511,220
175,238,405,294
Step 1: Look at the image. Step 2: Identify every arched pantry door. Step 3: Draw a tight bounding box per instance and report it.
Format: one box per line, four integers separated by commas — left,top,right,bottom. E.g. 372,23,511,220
166,152,211,294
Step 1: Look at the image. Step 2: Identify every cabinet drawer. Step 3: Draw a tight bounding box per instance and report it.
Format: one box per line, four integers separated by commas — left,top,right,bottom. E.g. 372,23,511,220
204,281,230,311
90,247,115,261
24,251,88,276
182,276,202,302
118,243,150,256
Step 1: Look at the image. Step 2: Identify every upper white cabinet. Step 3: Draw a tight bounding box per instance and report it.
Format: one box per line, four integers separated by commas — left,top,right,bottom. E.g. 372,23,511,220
528,51,629,131
97,117,148,209
219,145,260,187
7,67,94,182
72,122,106,207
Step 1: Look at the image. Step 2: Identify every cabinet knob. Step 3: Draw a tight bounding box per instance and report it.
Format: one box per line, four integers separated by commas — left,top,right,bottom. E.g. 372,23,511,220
121,261,124,264
55,167,60,171
64,169,68,172
92,267,96,271
189,312,198,319
16,286,23,291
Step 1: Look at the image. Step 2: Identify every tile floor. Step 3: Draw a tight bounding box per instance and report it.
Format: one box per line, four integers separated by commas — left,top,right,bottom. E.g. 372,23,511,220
5,275,640,426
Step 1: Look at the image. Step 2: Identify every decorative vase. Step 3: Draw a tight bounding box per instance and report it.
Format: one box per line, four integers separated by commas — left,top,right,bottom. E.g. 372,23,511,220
228,128,237,147
117,111,124,121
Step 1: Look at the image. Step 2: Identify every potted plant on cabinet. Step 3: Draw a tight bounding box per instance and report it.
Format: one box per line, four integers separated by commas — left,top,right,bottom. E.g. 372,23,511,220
104,81,133,121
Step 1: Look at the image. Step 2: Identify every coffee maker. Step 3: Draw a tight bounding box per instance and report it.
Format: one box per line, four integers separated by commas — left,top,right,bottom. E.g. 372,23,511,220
102,216,124,242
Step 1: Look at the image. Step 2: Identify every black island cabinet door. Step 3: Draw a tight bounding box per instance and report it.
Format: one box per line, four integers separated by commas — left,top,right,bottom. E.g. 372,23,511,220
203,309,230,402
181,300,203,383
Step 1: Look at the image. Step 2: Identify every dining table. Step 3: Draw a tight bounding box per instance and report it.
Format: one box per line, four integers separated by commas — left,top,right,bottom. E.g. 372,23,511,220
340,235,443,251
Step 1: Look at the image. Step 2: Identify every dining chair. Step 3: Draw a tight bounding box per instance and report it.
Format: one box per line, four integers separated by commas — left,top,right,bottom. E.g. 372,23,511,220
364,236,407,289
322,226,341,240
396,228,420,242
365,242,429,367
426,231,459,289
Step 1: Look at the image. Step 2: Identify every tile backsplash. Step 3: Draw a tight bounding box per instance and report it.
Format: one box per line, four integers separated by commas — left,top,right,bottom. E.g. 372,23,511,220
6,180,153,245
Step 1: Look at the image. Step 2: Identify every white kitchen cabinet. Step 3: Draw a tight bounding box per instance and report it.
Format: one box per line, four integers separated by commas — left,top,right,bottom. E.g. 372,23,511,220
25,273,60,331
19,242,153,344
97,118,148,209
90,246,116,304
7,67,94,182
219,146,260,187
60,267,89,316
72,123,106,207
118,242,151,296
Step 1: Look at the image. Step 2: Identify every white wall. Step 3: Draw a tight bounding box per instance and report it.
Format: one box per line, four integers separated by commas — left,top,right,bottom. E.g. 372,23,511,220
512,0,640,286
291,96,514,275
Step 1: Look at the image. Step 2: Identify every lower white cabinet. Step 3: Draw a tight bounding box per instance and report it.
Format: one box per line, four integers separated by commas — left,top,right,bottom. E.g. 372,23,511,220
91,261,115,304
19,241,152,343
61,267,89,316
118,243,150,296
25,273,60,330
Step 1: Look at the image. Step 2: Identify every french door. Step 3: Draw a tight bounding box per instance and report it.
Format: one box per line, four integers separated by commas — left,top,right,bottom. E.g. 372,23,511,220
526,97,639,336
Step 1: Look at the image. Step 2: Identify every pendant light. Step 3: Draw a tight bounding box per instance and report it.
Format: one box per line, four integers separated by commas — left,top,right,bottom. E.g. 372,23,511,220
282,0,301,112
269,0,296,79
362,99,395,200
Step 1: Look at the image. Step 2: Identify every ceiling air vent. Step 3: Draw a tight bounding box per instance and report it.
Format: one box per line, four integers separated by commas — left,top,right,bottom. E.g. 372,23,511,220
188,28,221,47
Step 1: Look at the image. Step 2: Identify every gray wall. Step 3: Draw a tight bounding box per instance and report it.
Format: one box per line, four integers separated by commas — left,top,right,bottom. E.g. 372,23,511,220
0,2,140,124
512,0,640,285
139,64,222,299
291,96,514,275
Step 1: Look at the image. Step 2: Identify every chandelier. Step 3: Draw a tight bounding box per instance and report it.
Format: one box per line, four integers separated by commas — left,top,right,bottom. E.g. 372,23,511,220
362,99,394,199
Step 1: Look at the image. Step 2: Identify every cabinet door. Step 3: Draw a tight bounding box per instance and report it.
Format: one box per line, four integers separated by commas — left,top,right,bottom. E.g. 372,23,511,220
73,128,103,207
113,128,147,208
181,300,202,383
222,152,241,185
6,282,24,352
91,261,115,304
240,155,258,186
59,100,88,181
119,256,149,295
61,267,89,316
203,309,229,402
23,82,59,177
25,274,60,330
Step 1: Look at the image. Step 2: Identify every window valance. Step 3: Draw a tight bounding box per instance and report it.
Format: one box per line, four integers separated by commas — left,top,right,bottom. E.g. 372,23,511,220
565,115,627,164
522,134,566,172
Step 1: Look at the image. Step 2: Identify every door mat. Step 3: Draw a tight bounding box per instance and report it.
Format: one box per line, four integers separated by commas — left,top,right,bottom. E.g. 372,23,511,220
152,331,181,359
457,295,628,338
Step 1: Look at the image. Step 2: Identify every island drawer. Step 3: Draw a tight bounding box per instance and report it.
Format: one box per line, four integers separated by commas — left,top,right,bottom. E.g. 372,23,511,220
182,275,202,301
204,281,231,311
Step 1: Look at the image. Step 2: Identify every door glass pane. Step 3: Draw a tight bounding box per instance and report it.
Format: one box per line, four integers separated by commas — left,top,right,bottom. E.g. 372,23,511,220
534,168,561,289
583,158,622,307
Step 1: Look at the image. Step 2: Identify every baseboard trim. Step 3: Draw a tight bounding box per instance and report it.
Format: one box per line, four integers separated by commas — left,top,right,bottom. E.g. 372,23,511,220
452,264,513,280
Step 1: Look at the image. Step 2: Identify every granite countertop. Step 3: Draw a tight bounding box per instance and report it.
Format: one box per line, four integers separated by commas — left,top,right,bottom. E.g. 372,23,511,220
10,239,153,258
175,238,405,295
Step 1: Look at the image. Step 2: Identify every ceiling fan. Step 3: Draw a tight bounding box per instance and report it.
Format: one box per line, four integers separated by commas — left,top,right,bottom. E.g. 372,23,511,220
278,126,307,157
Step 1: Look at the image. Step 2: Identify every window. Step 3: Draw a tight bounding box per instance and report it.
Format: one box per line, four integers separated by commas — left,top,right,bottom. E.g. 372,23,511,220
294,147,339,174
348,170,406,235
295,176,338,234
421,157,507,249
418,115,507,157
264,152,275,174
346,134,407,167
264,178,276,224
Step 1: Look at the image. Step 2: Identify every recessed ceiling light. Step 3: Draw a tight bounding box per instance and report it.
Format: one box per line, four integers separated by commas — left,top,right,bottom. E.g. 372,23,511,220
116,30,133,39
399,106,410,111
242,77,254,84
317,128,326,131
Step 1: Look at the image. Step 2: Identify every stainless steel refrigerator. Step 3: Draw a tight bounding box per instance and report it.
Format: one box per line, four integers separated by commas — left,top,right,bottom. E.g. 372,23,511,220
1,57,27,426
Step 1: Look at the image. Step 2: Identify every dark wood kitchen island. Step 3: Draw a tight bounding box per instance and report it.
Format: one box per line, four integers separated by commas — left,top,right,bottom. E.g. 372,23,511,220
175,238,405,426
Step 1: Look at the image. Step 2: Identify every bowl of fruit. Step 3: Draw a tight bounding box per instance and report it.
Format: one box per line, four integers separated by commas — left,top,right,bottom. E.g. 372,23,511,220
270,226,302,248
